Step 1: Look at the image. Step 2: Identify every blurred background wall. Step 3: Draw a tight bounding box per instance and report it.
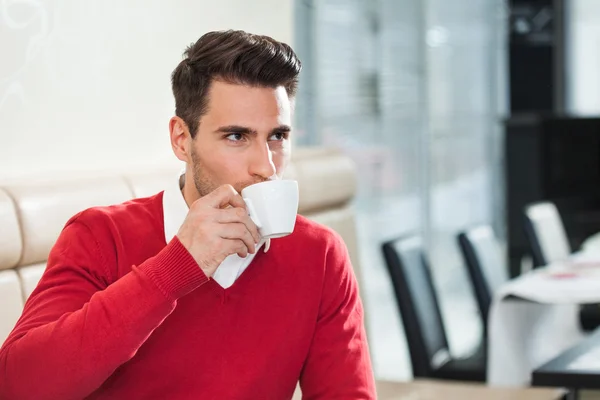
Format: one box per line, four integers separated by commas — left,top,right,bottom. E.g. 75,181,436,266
0,0,292,180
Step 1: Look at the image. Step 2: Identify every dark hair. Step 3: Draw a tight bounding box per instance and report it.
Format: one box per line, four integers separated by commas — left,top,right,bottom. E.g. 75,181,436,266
171,30,302,138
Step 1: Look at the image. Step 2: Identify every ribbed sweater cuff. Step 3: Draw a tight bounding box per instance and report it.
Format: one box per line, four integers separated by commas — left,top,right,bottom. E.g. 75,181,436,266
138,237,209,301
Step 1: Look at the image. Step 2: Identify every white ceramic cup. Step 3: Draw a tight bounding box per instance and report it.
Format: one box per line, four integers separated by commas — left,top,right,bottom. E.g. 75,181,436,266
241,180,299,239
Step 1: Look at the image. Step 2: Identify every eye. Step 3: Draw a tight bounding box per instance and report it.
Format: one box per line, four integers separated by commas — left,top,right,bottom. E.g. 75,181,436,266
269,131,289,141
226,133,245,142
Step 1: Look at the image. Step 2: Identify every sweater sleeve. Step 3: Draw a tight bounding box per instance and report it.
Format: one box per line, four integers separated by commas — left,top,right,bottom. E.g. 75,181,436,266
0,218,208,400
299,231,376,399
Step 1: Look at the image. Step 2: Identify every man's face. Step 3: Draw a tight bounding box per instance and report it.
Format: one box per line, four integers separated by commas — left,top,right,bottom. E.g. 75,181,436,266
188,81,292,198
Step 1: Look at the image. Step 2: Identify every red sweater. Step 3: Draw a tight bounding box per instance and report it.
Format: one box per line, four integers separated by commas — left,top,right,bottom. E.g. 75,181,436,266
0,192,375,399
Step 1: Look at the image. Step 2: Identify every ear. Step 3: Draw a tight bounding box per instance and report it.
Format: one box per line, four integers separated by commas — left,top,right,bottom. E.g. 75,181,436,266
169,116,192,163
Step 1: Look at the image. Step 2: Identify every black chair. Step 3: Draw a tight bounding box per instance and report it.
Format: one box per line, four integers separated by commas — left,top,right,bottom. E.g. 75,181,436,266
458,226,508,338
382,235,486,382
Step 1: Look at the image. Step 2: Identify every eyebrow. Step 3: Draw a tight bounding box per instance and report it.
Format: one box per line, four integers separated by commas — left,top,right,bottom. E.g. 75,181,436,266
214,125,291,135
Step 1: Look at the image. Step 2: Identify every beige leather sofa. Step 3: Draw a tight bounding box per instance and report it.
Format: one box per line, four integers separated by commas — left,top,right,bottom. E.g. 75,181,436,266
0,148,364,345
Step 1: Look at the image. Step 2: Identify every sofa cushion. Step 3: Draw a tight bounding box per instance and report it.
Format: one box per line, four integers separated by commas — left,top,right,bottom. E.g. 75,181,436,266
0,189,22,271
0,269,24,344
18,263,47,302
125,167,181,199
293,149,356,214
6,177,133,267
305,205,360,273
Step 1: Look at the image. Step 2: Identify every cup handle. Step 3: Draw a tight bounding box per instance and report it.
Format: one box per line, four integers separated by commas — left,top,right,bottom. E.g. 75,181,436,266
243,198,262,229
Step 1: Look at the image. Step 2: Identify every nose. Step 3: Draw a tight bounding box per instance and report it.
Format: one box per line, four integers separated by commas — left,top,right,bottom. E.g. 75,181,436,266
249,140,277,180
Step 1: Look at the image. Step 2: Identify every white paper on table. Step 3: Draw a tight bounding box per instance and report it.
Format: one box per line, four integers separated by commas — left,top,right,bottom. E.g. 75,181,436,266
496,264,600,304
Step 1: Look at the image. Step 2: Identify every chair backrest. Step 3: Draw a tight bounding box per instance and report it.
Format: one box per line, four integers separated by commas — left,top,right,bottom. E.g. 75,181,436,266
382,236,450,378
458,226,508,328
523,202,571,266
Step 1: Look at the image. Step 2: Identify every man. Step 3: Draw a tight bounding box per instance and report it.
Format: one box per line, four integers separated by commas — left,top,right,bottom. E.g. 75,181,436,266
0,30,375,399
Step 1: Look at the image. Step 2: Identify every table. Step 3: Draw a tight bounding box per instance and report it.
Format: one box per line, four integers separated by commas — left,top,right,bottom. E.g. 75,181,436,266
533,328,600,398
488,261,600,386
292,379,563,399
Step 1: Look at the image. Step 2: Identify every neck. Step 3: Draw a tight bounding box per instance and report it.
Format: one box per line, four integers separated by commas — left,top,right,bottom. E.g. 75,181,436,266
181,169,199,208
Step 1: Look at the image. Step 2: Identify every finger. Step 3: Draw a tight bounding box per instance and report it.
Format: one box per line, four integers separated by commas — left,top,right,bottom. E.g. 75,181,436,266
215,208,261,243
205,185,246,209
218,223,256,255
225,239,248,259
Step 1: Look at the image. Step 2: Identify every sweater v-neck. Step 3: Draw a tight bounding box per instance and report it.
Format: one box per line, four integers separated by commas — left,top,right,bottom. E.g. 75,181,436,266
205,243,269,295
